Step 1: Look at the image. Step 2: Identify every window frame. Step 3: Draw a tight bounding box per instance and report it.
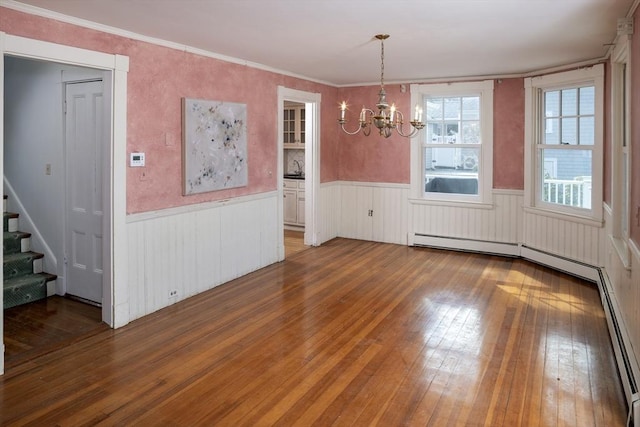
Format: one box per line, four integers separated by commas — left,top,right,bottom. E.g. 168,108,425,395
611,37,632,267
410,80,494,205
524,65,604,223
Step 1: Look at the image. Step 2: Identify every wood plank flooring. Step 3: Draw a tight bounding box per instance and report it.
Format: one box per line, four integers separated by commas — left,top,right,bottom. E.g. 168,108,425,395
3,295,106,369
285,229,307,257
0,238,626,426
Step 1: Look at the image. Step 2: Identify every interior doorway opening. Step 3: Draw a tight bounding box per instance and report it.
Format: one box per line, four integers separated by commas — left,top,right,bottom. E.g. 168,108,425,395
2,55,111,369
1,33,129,375
277,87,321,260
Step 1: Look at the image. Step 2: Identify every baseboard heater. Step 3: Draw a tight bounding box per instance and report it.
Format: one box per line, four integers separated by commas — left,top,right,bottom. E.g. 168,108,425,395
412,233,640,425
598,270,640,427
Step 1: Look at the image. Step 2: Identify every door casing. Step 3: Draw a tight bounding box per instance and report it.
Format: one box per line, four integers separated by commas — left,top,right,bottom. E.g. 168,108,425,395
277,87,321,259
0,31,130,375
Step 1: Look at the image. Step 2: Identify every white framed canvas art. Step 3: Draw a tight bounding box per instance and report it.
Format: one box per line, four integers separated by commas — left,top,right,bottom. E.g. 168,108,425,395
182,98,247,195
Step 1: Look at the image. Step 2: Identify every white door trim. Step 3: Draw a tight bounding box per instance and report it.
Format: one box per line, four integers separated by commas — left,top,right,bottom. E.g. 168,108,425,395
0,32,130,374
277,87,322,256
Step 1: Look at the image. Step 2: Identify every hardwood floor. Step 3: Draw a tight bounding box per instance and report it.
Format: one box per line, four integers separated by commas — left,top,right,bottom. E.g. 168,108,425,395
285,229,307,257
3,296,106,369
0,239,626,426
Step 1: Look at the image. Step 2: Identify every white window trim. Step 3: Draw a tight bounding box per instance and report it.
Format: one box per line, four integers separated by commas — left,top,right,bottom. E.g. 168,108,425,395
524,64,604,222
410,80,494,205
611,36,632,268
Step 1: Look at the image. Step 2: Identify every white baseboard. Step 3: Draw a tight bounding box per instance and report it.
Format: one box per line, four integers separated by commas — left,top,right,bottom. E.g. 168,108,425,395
520,245,600,282
412,233,600,282
413,234,520,257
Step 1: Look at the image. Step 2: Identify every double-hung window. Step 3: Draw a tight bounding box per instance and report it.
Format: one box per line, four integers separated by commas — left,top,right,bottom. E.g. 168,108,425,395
411,80,493,204
524,65,604,221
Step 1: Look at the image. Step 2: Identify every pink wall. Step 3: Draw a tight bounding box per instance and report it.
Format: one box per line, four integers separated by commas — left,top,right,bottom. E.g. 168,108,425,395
336,78,525,189
1,6,635,241
0,7,340,214
336,85,411,183
631,8,640,245
493,78,525,190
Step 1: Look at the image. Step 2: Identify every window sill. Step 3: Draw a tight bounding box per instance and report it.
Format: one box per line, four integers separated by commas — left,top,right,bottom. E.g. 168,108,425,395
409,197,494,210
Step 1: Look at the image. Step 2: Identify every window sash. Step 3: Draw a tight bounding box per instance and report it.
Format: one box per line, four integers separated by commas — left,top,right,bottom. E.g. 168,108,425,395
540,86,595,146
410,80,494,204
524,65,603,221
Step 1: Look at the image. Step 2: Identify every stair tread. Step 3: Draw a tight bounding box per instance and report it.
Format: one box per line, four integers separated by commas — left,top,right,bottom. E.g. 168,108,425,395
3,196,55,309
3,231,32,255
3,273,55,309
3,231,31,238
4,272,57,288
3,251,44,262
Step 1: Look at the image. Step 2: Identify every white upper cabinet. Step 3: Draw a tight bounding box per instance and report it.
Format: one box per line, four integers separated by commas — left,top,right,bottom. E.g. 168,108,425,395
283,104,305,149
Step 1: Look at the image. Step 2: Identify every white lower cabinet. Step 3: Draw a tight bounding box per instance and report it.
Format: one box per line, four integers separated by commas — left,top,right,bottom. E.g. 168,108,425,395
339,184,408,244
284,179,305,226
297,192,305,225
283,189,297,224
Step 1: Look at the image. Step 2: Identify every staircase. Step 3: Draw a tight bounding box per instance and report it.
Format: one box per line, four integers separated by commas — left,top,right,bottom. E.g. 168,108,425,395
3,195,57,309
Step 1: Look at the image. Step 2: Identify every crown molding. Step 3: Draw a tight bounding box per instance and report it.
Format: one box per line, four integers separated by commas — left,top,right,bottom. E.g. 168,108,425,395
0,0,336,87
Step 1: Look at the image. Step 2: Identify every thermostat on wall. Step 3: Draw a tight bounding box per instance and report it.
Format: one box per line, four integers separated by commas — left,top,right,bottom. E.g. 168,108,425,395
130,152,145,167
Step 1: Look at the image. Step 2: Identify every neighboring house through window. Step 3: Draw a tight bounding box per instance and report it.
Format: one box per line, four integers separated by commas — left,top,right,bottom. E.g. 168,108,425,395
524,65,604,222
410,80,494,204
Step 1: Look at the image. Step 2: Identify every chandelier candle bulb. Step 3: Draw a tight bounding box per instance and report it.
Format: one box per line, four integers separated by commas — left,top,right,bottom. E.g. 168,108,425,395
340,101,347,120
390,104,396,123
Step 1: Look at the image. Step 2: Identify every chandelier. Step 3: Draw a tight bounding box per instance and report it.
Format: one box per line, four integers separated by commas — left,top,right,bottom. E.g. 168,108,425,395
338,34,425,138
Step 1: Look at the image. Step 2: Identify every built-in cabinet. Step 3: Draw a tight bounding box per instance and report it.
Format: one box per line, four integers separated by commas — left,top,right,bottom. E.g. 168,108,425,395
340,185,383,241
283,104,305,149
339,184,409,245
284,179,305,227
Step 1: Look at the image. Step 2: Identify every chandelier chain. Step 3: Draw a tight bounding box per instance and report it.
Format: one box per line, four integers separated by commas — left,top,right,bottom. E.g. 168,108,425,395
380,37,385,89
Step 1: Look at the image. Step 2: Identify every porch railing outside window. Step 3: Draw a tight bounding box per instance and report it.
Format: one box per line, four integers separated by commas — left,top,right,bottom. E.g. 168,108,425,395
542,176,591,209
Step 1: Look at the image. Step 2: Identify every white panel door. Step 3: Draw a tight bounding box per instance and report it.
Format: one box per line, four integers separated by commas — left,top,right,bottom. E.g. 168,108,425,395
65,80,104,303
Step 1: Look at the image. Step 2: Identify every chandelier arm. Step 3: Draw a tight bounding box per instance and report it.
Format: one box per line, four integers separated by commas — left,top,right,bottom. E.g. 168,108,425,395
339,122,366,135
397,122,425,138
337,108,376,135
393,110,424,138
395,125,419,138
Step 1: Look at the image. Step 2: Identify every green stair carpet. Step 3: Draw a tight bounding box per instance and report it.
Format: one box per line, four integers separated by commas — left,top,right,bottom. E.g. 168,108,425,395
3,208,56,309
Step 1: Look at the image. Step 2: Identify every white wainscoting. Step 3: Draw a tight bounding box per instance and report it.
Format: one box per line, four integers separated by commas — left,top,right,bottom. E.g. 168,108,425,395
126,192,279,322
338,182,409,245
318,182,340,245
522,208,604,267
602,205,640,402
409,190,523,251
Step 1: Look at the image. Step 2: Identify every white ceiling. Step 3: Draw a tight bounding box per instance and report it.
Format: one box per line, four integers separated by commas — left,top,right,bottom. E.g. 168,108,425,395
7,0,636,86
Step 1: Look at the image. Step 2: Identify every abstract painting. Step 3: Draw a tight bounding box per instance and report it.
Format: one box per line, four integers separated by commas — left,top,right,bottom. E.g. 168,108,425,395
182,98,247,195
